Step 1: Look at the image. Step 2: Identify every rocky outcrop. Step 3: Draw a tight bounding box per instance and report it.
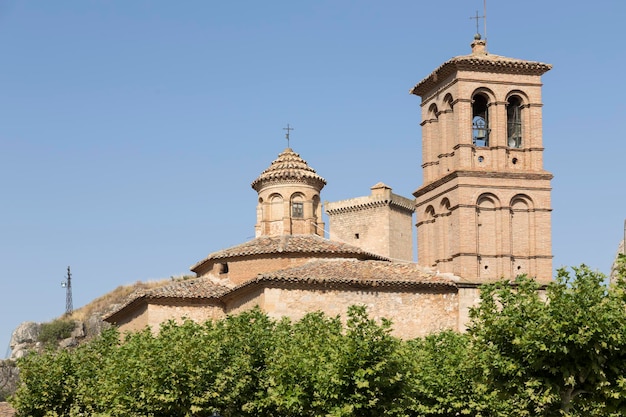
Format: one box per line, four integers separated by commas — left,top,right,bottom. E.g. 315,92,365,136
0,360,18,403
8,314,111,360
9,322,41,360
2,314,111,401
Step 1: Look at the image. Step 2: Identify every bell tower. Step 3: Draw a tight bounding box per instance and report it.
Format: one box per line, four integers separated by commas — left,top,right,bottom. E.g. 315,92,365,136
410,36,553,283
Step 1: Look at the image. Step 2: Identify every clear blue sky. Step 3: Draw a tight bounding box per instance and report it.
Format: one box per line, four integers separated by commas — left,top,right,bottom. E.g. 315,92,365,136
1,1,625,356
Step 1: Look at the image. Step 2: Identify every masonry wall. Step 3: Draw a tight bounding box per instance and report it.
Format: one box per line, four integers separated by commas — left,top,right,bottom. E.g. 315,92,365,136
416,173,552,283
261,286,458,339
328,204,389,255
201,256,317,285
226,287,265,315
326,199,414,261
115,304,149,334
146,301,226,329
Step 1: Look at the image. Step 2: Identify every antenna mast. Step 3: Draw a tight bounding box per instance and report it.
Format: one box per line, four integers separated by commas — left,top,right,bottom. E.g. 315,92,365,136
61,266,73,315
483,0,487,42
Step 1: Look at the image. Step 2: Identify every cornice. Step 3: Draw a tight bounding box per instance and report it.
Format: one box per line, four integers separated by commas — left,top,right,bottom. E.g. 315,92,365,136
413,170,554,198
411,56,552,98
326,195,415,215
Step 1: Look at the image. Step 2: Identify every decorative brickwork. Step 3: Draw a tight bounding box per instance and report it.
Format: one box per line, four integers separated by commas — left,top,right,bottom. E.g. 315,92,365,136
411,38,553,283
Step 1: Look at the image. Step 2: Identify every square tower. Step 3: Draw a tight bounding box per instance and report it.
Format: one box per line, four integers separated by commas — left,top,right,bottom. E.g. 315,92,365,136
411,37,553,283
325,183,415,261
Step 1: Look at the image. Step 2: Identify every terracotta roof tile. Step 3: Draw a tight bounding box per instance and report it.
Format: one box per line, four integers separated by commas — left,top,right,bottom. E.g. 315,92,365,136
191,234,388,272
104,277,231,322
410,49,552,96
234,259,456,290
144,277,232,299
251,148,326,191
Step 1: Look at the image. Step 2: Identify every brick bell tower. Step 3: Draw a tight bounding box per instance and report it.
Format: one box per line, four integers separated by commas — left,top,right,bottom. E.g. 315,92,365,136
410,35,553,283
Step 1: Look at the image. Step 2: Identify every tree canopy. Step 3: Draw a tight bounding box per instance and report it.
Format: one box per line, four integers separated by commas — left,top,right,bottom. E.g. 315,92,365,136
10,258,626,417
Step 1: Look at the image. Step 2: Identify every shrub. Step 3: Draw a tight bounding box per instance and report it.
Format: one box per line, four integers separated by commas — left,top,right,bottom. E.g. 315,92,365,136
38,319,76,346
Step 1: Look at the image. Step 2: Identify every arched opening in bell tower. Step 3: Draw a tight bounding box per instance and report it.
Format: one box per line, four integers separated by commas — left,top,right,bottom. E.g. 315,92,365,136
472,94,490,147
507,95,523,148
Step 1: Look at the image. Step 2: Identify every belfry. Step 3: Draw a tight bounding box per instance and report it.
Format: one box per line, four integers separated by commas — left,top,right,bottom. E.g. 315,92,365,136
410,35,553,283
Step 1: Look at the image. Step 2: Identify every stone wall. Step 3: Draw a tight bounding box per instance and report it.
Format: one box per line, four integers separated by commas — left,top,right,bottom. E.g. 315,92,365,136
147,300,225,329
260,285,458,339
326,184,415,262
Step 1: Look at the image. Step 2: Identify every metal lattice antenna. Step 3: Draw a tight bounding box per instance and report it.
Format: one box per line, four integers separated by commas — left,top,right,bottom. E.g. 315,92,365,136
61,266,73,315
283,124,294,148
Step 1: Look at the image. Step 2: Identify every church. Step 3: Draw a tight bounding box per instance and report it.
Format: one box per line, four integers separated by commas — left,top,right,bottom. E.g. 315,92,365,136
105,35,553,339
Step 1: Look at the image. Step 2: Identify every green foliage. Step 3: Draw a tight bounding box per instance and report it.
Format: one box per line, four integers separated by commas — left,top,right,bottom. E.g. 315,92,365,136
262,306,406,417
402,330,501,416
11,265,626,416
468,268,626,416
38,319,76,346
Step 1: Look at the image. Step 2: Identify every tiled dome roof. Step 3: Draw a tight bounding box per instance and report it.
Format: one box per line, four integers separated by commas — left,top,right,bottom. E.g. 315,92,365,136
191,234,389,273
251,148,326,191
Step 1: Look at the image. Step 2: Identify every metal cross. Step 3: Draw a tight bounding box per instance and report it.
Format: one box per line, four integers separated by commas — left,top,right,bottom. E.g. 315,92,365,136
470,10,485,37
283,124,294,148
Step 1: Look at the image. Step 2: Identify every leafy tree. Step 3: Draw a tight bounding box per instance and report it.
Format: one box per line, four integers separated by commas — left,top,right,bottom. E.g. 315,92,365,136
11,347,77,416
262,306,406,417
402,330,506,417
468,264,626,416
11,260,626,417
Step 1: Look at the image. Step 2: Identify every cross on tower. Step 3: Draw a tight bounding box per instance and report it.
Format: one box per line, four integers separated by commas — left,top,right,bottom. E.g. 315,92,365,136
469,0,487,40
283,124,294,148
470,10,485,37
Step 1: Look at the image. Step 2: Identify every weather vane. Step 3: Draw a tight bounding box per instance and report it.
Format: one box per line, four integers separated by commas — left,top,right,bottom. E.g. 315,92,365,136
283,124,294,148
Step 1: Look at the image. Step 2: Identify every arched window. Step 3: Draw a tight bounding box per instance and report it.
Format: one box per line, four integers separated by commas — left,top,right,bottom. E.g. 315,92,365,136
507,96,523,148
472,94,490,147
291,194,304,218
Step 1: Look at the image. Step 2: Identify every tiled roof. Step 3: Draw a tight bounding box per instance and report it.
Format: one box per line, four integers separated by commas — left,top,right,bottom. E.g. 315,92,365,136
410,46,552,96
107,258,456,322
104,277,231,322
234,259,456,290
251,148,326,191
143,277,232,299
191,234,389,272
